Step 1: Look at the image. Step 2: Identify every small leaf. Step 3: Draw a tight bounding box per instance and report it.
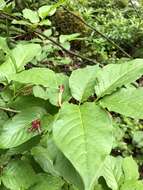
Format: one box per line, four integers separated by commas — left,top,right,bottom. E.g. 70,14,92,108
0,111,9,127
69,65,100,102
1,160,36,190
12,19,32,26
23,8,40,24
53,102,113,190
38,5,56,19
31,146,59,176
100,87,143,119
122,157,139,181
100,156,123,190
132,131,143,148
59,33,81,44
0,0,6,10
0,37,10,54
39,19,51,26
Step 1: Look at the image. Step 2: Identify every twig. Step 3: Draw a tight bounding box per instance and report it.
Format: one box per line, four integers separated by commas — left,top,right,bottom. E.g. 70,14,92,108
62,6,131,58
129,0,141,19
0,106,21,113
35,30,101,66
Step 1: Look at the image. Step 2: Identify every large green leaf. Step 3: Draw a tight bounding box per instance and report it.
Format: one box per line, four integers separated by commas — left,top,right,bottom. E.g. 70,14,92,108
100,87,143,119
95,59,143,98
12,68,71,106
53,102,113,190
8,96,49,110
0,106,46,149
69,65,100,102
1,160,36,190
0,43,41,82
29,173,64,190
12,68,56,87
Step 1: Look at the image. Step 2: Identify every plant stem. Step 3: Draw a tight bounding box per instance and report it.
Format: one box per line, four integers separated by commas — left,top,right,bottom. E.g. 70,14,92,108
35,30,102,66
0,106,21,113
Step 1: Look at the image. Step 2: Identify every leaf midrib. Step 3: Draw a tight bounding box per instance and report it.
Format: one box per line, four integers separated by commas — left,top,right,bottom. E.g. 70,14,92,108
78,106,90,188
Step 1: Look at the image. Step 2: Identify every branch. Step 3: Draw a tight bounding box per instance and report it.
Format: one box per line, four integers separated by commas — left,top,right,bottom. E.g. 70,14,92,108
35,30,101,66
0,106,21,113
0,11,101,66
62,6,131,58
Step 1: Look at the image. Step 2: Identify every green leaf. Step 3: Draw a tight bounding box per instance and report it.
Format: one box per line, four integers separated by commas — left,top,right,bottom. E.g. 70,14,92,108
59,33,81,43
100,87,143,119
12,68,71,106
47,73,71,106
12,43,41,70
0,43,41,81
33,86,48,100
0,106,46,149
69,65,100,102
31,145,59,176
122,157,139,181
95,59,143,98
100,156,123,190
0,0,6,10
38,5,56,19
0,111,8,127
12,68,58,87
9,96,49,110
0,37,10,54
23,8,40,24
53,102,113,190
132,131,143,148
39,19,51,26
120,180,143,190
12,19,32,26
47,138,84,190
29,173,64,190
8,136,41,155
1,160,36,190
